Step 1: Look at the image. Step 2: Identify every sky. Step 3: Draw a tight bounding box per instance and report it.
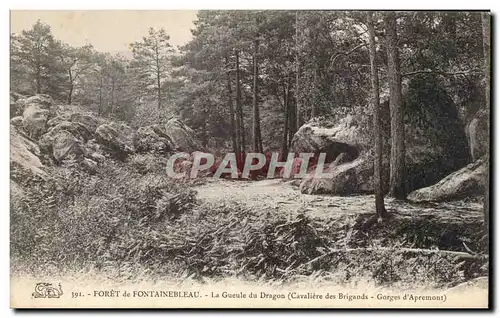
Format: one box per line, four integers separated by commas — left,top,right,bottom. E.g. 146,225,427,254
10,10,198,54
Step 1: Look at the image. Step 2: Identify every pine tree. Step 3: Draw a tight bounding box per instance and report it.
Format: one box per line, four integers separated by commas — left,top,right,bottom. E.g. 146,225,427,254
130,27,174,111
385,12,406,200
368,12,388,218
11,20,64,98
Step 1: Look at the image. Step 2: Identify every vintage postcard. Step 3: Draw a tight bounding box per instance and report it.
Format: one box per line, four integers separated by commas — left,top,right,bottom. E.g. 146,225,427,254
10,9,490,309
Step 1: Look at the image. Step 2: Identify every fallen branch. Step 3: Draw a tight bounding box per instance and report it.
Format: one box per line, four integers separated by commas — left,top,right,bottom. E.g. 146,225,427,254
304,247,488,267
402,69,481,77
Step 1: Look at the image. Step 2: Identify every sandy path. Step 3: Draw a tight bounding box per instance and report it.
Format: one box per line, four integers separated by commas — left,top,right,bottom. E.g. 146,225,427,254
194,179,483,221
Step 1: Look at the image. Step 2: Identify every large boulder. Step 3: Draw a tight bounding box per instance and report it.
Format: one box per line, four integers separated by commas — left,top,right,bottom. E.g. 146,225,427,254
19,94,58,138
407,159,487,202
46,112,100,134
136,125,174,154
22,104,50,139
24,94,55,109
39,121,93,156
291,114,361,163
50,121,93,141
52,130,85,162
163,118,203,153
402,75,470,192
95,122,137,160
70,112,100,133
293,75,470,195
47,114,71,128
83,139,107,162
12,94,54,117
10,116,23,129
299,154,378,195
10,125,46,178
467,108,489,162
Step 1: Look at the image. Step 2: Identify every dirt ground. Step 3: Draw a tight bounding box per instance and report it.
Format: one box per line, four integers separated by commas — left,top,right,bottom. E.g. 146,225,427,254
194,178,484,222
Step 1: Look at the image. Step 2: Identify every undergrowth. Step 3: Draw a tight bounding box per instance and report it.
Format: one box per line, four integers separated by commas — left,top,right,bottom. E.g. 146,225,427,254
10,156,488,289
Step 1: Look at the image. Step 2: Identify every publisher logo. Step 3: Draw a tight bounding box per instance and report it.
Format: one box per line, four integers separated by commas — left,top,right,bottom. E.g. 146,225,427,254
32,283,63,299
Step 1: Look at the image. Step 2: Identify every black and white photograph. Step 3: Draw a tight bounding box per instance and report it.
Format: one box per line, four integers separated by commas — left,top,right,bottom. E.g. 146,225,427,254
9,9,491,309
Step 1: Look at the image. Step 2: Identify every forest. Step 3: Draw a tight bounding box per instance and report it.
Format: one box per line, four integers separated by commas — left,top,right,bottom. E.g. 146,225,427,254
10,10,490,298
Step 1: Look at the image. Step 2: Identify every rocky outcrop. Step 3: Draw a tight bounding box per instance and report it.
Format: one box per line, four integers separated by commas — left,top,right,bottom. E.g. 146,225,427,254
18,94,58,140
47,114,71,128
467,108,489,162
50,121,93,141
70,112,100,133
12,94,54,117
22,104,50,139
164,118,203,153
299,154,378,195
41,114,199,163
95,122,137,160
52,130,85,162
10,116,23,129
300,161,358,195
291,114,361,163
292,75,470,196
402,75,470,191
83,139,107,162
10,125,46,178
136,125,174,154
407,159,486,202
47,112,99,132
23,94,55,109
39,121,93,156
11,94,205,174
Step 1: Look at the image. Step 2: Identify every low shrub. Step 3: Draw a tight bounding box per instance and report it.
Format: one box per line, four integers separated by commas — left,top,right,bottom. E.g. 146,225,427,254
11,157,197,274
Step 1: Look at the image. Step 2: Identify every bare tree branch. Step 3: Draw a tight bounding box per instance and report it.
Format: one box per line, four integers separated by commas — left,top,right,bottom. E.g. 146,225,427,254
330,43,368,68
402,69,482,77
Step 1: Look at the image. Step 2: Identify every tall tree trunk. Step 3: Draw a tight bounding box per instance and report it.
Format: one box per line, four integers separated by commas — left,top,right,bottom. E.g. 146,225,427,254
368,12,388,219
252,36,263,153
346,75,354,105
201,118,208,148
155,41,162,111
226,55,238,155
295,10,301,130
68,84,73,105
36,65,41,94
288,99,296,149
282,80,290,156
481,12,490,230
236,51,246,154
98,70,103,116
67,68,73,104
332,73,337,106
111,79,115,116
156,72,162,111
385,12,406,200
311,66,318,119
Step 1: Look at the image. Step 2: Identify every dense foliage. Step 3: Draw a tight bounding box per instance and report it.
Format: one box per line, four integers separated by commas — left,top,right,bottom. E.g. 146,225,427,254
11,11,486,152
